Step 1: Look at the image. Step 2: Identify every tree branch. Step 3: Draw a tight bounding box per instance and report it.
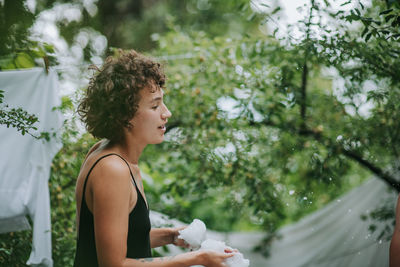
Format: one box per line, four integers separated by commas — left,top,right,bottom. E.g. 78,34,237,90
249,118,400,192
299,1,313,131
300,60,308,130
341,149,400,192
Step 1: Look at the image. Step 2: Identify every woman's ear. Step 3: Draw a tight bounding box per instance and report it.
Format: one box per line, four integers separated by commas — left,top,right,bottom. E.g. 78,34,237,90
126,122,133,131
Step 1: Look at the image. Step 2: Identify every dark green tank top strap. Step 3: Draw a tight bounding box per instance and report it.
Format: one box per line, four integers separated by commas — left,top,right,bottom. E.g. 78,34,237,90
74,153,152,267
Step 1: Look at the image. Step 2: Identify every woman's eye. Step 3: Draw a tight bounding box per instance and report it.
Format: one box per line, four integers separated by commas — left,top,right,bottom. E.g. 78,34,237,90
152,105,159,110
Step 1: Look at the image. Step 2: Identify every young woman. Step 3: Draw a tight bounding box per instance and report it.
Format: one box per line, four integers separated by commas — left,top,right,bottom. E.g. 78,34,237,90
74,50,234,267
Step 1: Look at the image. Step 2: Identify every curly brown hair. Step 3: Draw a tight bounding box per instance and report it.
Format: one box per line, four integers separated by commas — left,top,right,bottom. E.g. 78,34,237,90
78,50,165,143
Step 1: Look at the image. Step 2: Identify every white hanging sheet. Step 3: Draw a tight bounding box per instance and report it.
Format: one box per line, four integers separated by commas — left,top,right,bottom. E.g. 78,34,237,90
0,68,63,267
262,178,396,267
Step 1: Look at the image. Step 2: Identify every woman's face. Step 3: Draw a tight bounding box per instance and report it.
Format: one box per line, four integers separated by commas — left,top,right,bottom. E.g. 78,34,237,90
128,84,172,145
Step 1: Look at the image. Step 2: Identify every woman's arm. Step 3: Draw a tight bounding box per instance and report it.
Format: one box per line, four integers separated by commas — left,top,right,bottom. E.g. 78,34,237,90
89,156,232,267
150,227,188,248
150,228,174,248
122,250,233,267
390,195,400,267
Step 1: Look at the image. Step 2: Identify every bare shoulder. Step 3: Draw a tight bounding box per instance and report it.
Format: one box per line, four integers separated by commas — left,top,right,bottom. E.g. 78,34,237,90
84,140,106,160
89,140,103,152
84,154,135,213
88,154,132,187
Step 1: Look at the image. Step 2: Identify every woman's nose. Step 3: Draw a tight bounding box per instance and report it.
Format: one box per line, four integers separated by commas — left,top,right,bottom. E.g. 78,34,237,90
162,105,172,119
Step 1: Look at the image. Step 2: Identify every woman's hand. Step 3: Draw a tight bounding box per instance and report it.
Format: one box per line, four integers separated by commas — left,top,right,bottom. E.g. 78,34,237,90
196,250,234,267
170,226,190,248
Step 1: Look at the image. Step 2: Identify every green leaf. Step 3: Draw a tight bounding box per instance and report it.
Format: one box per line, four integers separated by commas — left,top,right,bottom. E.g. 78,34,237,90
43,43,55,53
30,49,46,58
369,224,377,233
340,1,351,7
379,9,393,15
247,12,256,21
273,27,279,36
271,6,281,15
14,53,35,69
361,27,368,38
361,19,371,27
392,33,400,39
385,14,395,22
365,32,372,42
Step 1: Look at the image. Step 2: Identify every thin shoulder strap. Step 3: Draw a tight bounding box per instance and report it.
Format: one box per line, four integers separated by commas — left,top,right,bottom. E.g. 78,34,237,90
82,153,139,198
110,154,140,189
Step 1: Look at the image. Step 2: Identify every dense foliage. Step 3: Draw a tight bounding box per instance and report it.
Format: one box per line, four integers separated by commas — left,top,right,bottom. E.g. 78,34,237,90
143,0,400,253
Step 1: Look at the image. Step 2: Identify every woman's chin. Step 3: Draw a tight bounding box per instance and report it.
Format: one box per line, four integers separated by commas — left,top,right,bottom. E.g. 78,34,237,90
150,136,165,145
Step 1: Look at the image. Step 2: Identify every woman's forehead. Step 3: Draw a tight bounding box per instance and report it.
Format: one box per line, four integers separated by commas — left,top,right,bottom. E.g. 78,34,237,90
141,85,163,101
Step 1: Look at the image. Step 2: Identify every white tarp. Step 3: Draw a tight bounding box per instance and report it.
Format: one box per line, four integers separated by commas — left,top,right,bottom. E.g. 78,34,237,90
263,178,396,267
150,178,397,267
0,68,63,266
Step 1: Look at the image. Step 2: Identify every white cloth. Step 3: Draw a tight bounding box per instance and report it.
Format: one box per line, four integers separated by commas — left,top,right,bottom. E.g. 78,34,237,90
0,68,63,267
262,178,396,267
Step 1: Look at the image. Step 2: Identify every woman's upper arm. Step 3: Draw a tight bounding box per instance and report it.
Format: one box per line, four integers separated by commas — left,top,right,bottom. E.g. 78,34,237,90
89,157,136,267
396,195,400,226
391,195,400,267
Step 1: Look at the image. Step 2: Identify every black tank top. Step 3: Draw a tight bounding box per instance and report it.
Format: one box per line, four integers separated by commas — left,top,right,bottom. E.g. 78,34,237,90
74,153,152,267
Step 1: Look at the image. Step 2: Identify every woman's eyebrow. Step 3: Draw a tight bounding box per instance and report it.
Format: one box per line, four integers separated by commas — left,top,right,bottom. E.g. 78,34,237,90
150,96,162,103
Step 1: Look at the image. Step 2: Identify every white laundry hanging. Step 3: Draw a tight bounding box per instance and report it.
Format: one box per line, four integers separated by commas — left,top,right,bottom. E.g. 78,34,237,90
262,178,396,267
0,68,63,267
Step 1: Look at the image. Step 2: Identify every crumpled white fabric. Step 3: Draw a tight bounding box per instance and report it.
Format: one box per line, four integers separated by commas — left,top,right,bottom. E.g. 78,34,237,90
0,68,63,267
178,219,250,267
178,219,207,249
200,239,250,267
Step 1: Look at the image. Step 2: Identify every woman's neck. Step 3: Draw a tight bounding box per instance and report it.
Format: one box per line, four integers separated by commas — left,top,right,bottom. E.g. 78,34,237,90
107,138,146,165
